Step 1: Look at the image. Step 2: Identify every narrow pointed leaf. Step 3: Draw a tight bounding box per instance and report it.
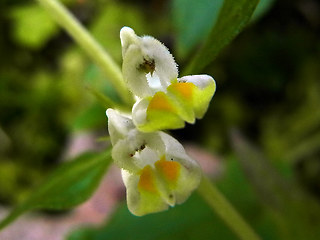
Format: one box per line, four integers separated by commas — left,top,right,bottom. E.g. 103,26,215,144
184,0,259,74
172,0,224,59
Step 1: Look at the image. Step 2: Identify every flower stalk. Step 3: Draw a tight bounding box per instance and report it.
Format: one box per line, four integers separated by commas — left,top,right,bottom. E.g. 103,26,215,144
197,175,262,240
36,0,133,106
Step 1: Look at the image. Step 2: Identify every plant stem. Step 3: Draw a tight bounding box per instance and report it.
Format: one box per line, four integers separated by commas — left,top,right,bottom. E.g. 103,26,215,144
197,175,262,240
36,0,133,106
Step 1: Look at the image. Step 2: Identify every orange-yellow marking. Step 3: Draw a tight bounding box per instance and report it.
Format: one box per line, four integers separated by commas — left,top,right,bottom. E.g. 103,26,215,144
147,92,176,112
138,165,157,193
169,82,195,100
155,156,181,182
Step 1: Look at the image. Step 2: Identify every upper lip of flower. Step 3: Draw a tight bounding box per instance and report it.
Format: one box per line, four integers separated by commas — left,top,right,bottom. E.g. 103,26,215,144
120,26,178,98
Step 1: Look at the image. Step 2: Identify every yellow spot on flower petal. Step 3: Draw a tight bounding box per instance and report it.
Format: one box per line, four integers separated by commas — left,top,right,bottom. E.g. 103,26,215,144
138,165,157,193
155,156,181,183
169,82,195,100
148,92,176,113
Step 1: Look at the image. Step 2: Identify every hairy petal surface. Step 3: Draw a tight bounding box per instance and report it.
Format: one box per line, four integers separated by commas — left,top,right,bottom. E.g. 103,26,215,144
120,27,178,98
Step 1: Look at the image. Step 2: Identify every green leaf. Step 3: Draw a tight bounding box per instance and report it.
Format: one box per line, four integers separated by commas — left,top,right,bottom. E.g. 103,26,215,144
172,0,224,59
251,0,276,22
184,0,259,74
0,150,112,230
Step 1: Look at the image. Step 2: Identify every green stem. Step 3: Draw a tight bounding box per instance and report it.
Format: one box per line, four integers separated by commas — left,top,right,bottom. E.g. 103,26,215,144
197,175,262,240
36,0,133,106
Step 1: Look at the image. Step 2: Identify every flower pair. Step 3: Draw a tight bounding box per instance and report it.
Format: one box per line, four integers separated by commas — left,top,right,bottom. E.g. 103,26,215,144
106,27,216,216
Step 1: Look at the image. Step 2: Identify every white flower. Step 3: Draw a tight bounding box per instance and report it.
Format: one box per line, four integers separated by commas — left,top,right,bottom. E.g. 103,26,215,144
106,109,201,216
120,27,216,132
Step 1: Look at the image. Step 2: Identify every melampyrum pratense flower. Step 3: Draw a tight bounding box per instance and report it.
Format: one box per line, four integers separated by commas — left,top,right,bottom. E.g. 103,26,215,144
120,27,216,132
106,109,201,216
106,27,216,216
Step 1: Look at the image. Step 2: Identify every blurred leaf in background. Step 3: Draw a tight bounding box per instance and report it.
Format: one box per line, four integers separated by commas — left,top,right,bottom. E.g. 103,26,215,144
251,0,276,22
0,150,112,229
261,58,320,163
171,0,224,59
90,1,148,63
0,0,90,205
231,130,320,240
9,4,59,49
182,0,259,74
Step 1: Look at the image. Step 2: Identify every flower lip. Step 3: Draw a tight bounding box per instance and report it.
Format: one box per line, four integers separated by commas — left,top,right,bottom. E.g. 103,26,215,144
118,130,202,216
131,74,216,132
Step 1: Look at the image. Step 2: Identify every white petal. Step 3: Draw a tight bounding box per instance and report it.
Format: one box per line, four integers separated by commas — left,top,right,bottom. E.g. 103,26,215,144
120,26,139,58
112,139,140,173
140,36,178,89
132,98,149,127
109,111,166,172
146,72,163,93
121,27,178,98
159,132,202,203
122,44,154,97
159,132,197,167
106,109,134,146
178,74,215,89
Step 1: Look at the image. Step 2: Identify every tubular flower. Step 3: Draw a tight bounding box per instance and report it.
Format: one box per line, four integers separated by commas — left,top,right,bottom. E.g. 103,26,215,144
120,27,216,132
106,109,201,216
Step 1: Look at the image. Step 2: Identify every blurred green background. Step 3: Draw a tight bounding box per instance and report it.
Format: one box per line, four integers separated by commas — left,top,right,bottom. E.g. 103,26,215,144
1,0,320,239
